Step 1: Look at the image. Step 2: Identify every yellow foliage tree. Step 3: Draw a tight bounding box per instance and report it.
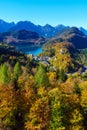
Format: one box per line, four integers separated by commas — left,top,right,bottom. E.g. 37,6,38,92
25,97,50,130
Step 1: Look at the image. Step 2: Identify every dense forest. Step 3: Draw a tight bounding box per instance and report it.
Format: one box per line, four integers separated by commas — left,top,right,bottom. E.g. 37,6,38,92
0,42,87,130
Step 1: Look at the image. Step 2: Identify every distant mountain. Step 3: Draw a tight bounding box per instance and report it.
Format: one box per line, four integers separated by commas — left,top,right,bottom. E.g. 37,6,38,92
0,19,87,39
55,24,68,31
10,22,55,38
79,27,87,35
9,21,37,32
58,27,84,37
46,27,87,49
0,19,15,32
65,28,87,49
0,19,72,38
10,21,68,38
40,24,56,38
0,29,45,46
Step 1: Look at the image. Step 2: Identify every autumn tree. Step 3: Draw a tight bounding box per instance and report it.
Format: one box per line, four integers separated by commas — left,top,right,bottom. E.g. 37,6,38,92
70,109,84,130
25,97,50,130
48,80,84,130
81,89,87,129
49,88,66,130
0,84,18,129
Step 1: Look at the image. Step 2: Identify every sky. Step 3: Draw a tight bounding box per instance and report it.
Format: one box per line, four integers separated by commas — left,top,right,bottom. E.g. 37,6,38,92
0,0,87,28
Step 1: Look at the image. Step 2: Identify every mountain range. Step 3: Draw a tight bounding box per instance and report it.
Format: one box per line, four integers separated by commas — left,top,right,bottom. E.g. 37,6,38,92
0,19,87,38
0,19,87,49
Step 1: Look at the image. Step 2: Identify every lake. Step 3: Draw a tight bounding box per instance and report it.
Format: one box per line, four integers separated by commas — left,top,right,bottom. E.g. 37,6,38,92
25,47,42,55
15,45,42,55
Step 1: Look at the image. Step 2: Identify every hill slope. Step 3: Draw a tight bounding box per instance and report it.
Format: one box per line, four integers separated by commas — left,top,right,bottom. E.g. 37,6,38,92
46,27,87,49
0,29,45,46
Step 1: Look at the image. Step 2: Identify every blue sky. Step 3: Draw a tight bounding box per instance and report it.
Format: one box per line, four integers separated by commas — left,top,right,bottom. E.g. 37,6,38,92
0,0,87,28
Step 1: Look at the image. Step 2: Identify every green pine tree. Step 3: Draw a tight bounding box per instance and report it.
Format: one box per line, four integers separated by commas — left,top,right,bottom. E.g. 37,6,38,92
74,81,81,96
59,69,67,82
13,62,22,81
34,64,49,88
13,62,22,90
0,63,10,84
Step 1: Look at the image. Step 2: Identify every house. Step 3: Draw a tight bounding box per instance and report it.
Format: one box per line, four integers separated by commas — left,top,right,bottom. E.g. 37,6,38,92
60,49,65,54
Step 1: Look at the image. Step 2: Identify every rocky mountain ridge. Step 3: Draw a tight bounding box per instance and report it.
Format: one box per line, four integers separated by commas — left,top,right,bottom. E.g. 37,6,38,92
1,19,87,38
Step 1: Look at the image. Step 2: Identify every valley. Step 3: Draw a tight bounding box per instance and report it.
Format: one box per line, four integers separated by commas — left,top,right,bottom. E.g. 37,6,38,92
0,19,87,130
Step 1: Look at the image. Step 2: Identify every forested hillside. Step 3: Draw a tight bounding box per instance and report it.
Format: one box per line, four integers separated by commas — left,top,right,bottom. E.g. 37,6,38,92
0,42,87,130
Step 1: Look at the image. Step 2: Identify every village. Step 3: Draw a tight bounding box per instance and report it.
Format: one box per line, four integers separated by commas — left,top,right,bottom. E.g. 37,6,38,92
28,53,51,65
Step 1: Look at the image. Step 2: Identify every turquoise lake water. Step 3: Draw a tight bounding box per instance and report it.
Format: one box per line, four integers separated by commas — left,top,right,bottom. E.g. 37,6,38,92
15,45,42,55
25,47,42,55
